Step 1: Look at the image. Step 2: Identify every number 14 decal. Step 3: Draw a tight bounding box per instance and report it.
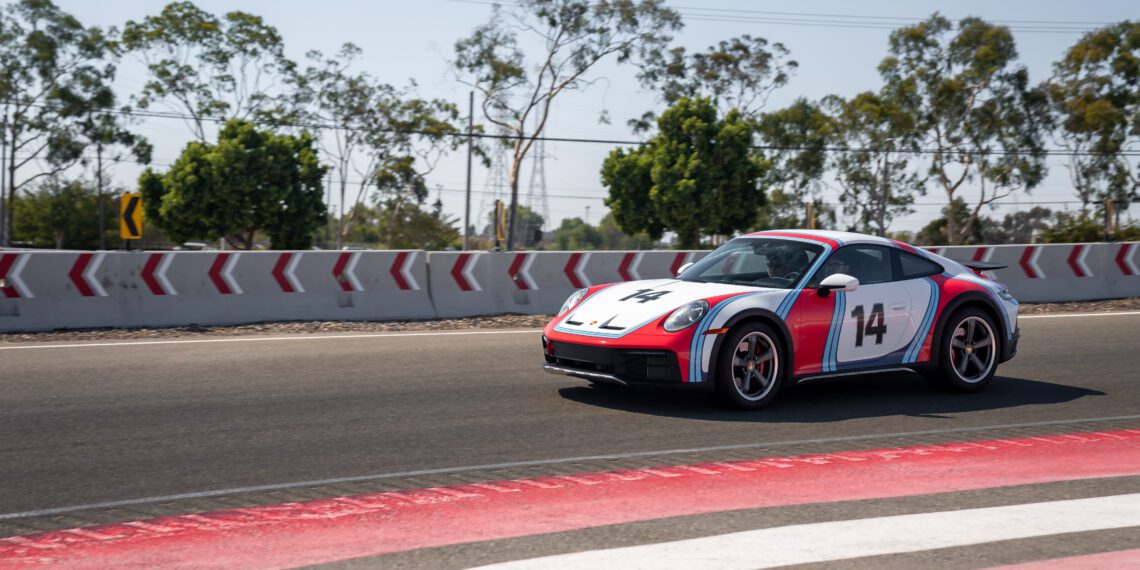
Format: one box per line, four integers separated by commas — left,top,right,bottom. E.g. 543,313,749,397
851,303,887,346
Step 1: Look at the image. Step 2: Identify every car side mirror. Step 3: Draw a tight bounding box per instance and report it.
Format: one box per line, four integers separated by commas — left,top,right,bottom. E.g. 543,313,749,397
675,262,694,277
817,273,859,297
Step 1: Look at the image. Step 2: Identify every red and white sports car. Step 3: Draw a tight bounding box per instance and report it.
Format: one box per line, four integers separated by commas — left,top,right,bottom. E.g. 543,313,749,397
542,230,1020,409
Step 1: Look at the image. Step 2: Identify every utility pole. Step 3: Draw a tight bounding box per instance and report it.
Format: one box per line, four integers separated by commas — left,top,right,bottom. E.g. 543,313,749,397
585,205,590,225
1105,197,1115,241
96,139,106,250
0,107,6,247
463,91,473,251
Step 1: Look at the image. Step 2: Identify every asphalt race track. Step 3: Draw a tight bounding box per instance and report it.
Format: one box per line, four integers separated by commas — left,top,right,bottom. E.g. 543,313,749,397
1,312,1139,567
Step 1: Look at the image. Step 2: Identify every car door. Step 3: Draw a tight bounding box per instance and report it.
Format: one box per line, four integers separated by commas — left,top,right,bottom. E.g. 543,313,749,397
825,246,915,368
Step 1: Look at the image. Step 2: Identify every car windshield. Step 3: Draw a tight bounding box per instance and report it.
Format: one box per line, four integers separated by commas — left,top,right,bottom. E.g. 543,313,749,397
678,237,824,289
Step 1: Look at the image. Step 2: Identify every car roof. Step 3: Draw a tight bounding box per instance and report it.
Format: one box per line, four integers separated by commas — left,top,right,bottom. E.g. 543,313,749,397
743,229,897,248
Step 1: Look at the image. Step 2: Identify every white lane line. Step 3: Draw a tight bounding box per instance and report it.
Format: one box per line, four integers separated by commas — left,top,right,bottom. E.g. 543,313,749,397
0,329,543,351
2,414,1138,522
1020,311,1140,319
475,494,1140,570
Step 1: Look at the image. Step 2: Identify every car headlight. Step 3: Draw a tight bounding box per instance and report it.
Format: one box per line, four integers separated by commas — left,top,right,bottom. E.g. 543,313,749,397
559,288,588,315
664,300,709,332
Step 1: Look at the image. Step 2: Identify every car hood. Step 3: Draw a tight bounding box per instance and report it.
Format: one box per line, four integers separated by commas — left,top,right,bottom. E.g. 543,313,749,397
556,279,766,336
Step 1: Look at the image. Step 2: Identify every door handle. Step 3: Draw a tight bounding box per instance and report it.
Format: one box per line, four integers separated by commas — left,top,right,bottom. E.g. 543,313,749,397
889,303,907,311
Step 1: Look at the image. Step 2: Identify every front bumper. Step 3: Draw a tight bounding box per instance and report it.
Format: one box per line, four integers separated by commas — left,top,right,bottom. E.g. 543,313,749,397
542,337,688,387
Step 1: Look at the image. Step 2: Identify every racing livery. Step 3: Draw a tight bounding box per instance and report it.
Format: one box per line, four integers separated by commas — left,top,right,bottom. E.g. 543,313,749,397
542,230,1020,409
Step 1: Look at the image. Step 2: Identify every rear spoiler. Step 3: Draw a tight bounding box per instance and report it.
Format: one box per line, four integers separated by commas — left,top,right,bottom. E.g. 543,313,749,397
959,260,1007,271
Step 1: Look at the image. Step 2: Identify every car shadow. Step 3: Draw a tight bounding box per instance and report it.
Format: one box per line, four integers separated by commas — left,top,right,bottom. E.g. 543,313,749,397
556,373,1105,423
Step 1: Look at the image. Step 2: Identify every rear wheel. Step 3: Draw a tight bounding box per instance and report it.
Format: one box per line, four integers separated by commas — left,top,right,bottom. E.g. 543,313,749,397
715,323,784,410
929,308,999,392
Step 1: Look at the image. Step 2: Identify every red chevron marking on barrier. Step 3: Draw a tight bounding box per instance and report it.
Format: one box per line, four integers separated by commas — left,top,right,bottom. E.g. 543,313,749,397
451,253,474,291
1019,246,1042,279
391,252,411,290
141,254,167,295
1067,244,1090,278
564,253,585,288
618,253,636,281
508,253,529,290
1116,243,1138,276
333,252,352,291
272,253,297,293
972,247,990,262
0,254,19,299
209,254,235,295
670,252,689,277
3,429,1138,569
68,254,96,297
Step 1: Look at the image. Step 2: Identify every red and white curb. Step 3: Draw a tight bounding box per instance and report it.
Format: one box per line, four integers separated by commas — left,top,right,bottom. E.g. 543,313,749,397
332,252,363,292
450,253,482,292
68,253,106,297
208,253,242,295
2,429,1137,569
271,253,305,293
564,252,591,288
508,253,538,290
0,253,33,298
141,253,177,296
390,252,420,291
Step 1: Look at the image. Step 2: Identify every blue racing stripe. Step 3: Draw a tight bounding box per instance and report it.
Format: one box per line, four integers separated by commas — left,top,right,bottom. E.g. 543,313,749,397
903,277,939,363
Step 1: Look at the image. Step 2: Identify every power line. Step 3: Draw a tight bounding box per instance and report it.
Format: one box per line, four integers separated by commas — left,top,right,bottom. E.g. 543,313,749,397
13,101,1140,158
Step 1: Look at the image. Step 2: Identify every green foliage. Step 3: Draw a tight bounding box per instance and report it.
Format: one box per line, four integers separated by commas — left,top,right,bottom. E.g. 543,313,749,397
915,198,986,246
603,97,764,248
879,13,1048,245
553,217,602,250
826,89,924,236
1046,21,1140,222
0,0,121,243
122,1,295,140
754,189,835,231
755,98,834,207
486,204,544,248
342,200,460,250
140,120,327,249
634,34,796,130
12,178,117,249
598,212,656,250
1040,211,1140,243
453,0,681,250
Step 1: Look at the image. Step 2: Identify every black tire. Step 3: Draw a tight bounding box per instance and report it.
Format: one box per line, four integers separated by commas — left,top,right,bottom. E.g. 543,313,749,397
715,322,785,410
927,307,1000,392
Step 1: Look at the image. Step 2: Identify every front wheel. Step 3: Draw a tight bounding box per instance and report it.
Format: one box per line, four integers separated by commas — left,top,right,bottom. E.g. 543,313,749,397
715,323,785,410
928,308,1000,392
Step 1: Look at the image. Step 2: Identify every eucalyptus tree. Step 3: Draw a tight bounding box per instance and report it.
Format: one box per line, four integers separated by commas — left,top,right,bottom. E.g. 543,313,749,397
825,88,924,237
122,1,295,141
879,14,1049,245
1046,21,1140,228
290,43,464,247
453,0,681,250
753,98,835,229
633,34,797,131
0,0,118,245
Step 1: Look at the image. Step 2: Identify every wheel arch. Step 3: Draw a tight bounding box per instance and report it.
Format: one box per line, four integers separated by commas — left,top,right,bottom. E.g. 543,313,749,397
705,309,794,386
930,292,1004,365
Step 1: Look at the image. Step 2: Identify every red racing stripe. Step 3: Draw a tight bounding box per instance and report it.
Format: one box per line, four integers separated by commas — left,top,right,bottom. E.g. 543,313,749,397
3,429,1138,569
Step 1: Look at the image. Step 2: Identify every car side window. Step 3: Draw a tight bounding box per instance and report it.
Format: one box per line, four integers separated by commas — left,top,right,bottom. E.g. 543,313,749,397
812,246,893,286
898,250,943,280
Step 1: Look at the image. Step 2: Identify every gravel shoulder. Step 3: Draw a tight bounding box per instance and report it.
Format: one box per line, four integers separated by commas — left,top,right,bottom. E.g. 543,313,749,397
1,298,1137,345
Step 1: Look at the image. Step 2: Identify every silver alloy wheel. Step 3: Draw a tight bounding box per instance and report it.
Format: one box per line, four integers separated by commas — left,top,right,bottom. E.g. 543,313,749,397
731,331,779,401
949,315,996,383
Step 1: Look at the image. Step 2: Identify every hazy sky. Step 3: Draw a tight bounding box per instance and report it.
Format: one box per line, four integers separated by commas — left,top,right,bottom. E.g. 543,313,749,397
54,0,1140,237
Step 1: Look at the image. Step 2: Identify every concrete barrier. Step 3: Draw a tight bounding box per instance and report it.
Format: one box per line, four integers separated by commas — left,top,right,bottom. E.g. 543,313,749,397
0,250,432,331
427,250,708,317
0,243,1136,331
931,243,1140,303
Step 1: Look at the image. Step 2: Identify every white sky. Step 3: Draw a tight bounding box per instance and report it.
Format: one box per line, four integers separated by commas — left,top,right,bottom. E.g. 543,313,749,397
51,0,1140,237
